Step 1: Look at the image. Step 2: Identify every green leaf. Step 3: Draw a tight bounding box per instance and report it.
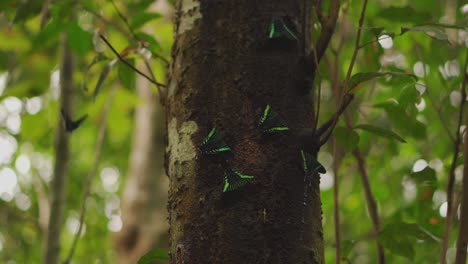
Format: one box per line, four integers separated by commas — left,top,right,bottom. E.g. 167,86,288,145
334,126,360,152
135,32,161,55
341,240,357,259
93,59,118,99
12,0,42,24
354,124,406,143
364,27,385,37
398,84,420,107
81,54,111,93
375,101,427,140
0,51,9,71
137,248,169,264
401,25,449,42
66,23,93,55
349,72,417,90
378,228,415,260
410,167,438,189
128,0,154,13
130,12,161,30
34,19,63,49
0,0,15,12
118,59,136,90
377,6,431,23
416,23,467,30
382,222,440,242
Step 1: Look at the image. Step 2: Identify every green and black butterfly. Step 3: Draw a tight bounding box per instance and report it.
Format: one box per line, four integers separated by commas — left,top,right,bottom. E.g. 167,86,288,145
223,167,254,192
269,17,298,41
300,149,326,175
200,128,234,158
258,105,289,134
60,109,88,133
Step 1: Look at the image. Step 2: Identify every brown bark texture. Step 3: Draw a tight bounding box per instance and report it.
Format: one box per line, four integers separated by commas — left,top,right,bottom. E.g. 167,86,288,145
166,1,324,263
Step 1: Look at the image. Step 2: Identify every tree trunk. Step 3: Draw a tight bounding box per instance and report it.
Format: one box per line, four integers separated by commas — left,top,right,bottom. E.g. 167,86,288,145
43,34,73,264
115,66,169,264
166,1,323,263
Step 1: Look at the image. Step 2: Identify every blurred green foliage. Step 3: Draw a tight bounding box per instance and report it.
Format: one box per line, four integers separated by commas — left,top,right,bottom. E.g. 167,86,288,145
0,0,466,263
0,0,171,263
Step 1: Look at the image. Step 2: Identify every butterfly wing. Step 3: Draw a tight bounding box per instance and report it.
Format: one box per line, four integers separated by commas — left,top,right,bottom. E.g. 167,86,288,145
269,17,298,41
300,149,326,175
223,168,254,192
200,128,233,157
258,105,289,134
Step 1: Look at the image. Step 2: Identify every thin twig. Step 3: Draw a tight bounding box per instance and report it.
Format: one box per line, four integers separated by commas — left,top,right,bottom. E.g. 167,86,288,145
416,47,455,143
108,0,170,66
344,0,368,89
456,85,468,263
318,93,354,145
82,6,132,39
345,113,385,264
63,85,118,264
442,51,468,264
317,0,367,146
332,139,342,264
315,0,340,63
99,35,166,87
39,0,51,29
109,0,139,40
143,59,166,104
358,35,393,50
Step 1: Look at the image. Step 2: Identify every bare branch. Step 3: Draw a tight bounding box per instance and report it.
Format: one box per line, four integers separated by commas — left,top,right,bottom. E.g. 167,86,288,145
317,93,354,145
99,35,166,88
449,52,468,264
40,0,51,29
315,0,340,63
456,87,468,263
348,124,385,264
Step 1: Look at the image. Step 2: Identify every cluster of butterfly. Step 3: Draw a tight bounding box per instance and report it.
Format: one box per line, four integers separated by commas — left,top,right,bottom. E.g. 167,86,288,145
200,104,326,193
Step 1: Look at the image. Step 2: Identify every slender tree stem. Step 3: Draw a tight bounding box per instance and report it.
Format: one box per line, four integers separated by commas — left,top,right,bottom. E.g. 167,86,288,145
454,53,468,264
332,140,342,264
63,85,117,264
441,51,468,264
346,111,385,264
43,34,73,264
318,0,368,145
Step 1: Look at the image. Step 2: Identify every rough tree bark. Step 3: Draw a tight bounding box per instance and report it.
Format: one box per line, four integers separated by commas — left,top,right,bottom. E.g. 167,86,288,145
166,1,323,263
43,34,73,264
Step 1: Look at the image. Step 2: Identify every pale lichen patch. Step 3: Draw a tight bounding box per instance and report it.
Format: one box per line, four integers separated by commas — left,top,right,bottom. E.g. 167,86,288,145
167,117,198,246
167,118,198,181
176,0,202,35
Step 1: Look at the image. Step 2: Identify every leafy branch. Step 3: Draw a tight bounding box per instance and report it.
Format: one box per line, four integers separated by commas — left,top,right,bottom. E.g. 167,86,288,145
99,35,166,93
